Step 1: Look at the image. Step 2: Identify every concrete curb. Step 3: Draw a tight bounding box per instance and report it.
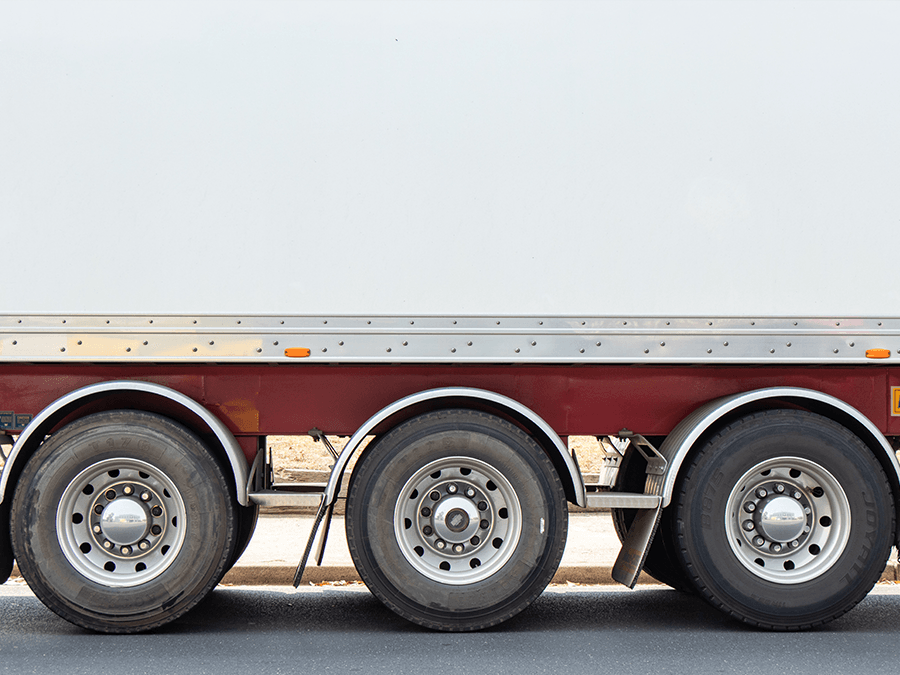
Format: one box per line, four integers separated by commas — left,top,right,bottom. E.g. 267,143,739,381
10,562,900,587
219,562,900,587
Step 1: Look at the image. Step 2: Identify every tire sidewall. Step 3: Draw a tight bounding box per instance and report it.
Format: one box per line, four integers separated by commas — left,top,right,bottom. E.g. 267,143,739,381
347,411,567,629
11,412,234,631
678,412,892,625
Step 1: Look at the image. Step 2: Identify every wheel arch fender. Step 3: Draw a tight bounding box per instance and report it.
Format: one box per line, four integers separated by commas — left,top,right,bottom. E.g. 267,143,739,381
658,387,900,539
324,387,586,508
0,381,250,508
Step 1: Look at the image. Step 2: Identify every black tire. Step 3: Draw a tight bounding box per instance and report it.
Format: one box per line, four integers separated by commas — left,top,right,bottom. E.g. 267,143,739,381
10,411,237,633
346,409,568,631
674,410,894,629
610,448,692,591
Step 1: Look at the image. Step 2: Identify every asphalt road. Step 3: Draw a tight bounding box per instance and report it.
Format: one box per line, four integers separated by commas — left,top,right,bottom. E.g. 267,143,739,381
2,581,900,675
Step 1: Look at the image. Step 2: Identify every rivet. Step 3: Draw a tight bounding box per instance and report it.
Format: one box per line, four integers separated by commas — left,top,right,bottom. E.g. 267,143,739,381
660,342,665,346
515,348,520,353
338,341,344,346
833,349,839,354
643,349,649,354
402,341,408,346
770,349,775,354
579,348,585,353
78,340,83,345
143,341,148,345
126,347,131,352
11,341,16,345
596,342,601,347
410,320,414,325
723,341,729,346
273,340,279,345
786,342,791,347
60,347,66,352
849,342,855,347
256,348,262,353
707,349,712,354
386,347,392,353
322,348,327,352
531,341,536,346
209,341,214,345
497,321,501,325
467,341,473,346
451,348,456,353
192,347,198,352
538,321,543,325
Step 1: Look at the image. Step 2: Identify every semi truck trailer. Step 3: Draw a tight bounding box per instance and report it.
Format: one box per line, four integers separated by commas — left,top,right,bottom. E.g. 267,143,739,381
2,0,899,633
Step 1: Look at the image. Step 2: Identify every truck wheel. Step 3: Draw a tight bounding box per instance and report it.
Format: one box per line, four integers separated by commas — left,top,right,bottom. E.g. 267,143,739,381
674,410,894,629
346,409,568,631
11,411,236,633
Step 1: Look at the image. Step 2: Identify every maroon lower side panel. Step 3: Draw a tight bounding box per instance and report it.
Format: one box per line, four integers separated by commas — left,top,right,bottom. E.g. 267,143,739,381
1,364,898,463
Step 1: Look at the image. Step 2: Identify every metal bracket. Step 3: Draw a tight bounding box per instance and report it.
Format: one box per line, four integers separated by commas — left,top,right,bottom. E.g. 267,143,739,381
309,427,339,460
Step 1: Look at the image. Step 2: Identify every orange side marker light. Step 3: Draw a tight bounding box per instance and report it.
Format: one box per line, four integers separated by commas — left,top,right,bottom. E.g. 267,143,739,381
866,349,891,359
284,348,311,358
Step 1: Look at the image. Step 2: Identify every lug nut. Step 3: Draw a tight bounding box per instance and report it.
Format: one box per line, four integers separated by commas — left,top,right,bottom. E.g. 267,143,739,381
93,524,101,533
756,488,768,499
804,507,811,515
151,506,162,517
774,483,785,493
453,544,464,553
105,489,116,500
743,502,756,513
421,507,432,518
466,488,476,498
480,519,489,529
430,491,441,501
803,525,811,533
150,525,162,536
121,546,132,555
139,540,150,551
753,536,765,546
770,543,783,553
447,484,458,494
470,536,480,546
141,492,151,502
742,520,755,531
435,540,446,550
103,540,112,549
423,526,433,536
94,505,103,514
123,486,133,495
790,540,800,548
793,491,802,500
477,501,488,511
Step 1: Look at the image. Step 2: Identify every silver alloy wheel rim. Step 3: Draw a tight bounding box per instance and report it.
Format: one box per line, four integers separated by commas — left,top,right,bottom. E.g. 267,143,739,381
394,456,522,585
56,457,187,587
725,456,850,584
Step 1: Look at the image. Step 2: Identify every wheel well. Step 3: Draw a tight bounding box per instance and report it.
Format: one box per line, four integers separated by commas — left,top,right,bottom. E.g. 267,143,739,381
343,393,582,506
667,394,900,544
0,385,247,507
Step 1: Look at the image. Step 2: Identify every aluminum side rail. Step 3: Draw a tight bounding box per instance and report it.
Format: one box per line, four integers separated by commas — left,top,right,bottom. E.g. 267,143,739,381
1,315,899,365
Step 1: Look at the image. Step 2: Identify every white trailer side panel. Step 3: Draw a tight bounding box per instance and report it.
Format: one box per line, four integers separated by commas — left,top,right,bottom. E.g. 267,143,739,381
1,1,897,316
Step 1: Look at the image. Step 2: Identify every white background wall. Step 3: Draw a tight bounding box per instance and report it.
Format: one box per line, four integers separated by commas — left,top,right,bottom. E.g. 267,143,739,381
1,0,897,316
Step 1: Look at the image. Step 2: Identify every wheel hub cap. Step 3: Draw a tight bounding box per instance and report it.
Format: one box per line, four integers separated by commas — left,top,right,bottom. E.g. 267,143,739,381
756,495,806,542
433,498,478,542
100,498,149,545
